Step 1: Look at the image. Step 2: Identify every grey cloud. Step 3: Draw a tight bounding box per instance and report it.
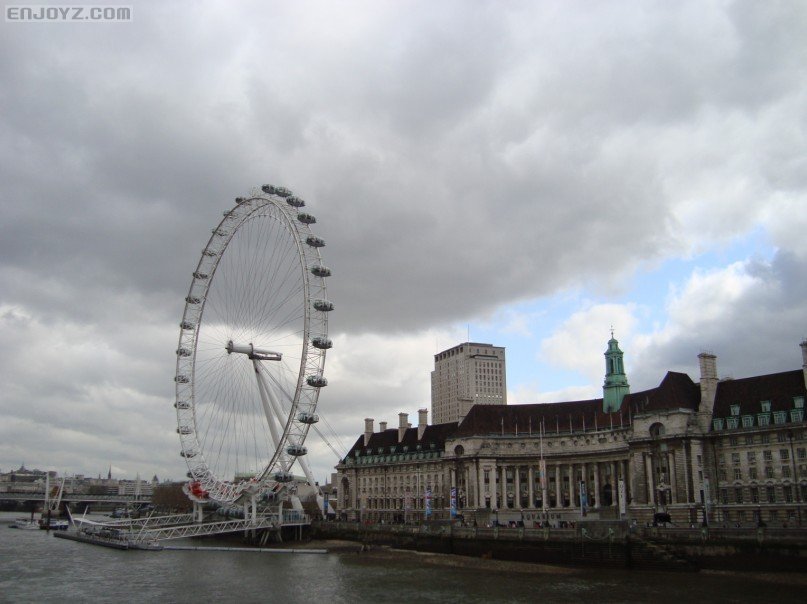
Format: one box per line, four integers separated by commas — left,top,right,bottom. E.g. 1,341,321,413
1,1,806,477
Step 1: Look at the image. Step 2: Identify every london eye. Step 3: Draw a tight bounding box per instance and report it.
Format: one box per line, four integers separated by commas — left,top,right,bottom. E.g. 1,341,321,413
174,185,332,504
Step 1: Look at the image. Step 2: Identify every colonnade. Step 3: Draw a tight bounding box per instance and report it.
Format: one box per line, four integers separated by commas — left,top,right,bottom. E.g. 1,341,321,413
459,459,630,512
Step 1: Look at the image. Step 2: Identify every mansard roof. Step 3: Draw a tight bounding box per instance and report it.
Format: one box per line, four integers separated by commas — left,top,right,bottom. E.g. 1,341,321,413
621,371,701,415
344,422,459,459
712,369,805,418
455,371,699,437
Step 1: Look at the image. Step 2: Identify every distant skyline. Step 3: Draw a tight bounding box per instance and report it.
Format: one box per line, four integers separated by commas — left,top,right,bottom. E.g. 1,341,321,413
1,1,806,483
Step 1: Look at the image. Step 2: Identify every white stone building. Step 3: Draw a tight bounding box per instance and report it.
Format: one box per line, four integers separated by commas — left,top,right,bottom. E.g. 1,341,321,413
336,337,807,527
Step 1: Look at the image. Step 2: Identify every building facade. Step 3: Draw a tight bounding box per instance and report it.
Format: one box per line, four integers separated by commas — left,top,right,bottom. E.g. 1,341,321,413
431,342,506,424
336,338,807,527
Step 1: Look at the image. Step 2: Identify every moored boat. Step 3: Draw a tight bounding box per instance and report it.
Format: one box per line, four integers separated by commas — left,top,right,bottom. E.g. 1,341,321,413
12,518,40,530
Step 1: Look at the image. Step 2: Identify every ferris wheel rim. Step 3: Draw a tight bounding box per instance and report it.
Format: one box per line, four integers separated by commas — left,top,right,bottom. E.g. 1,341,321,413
173,186,331,504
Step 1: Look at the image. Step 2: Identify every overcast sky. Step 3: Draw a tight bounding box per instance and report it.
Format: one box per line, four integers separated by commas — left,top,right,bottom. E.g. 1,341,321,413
1,0,806,484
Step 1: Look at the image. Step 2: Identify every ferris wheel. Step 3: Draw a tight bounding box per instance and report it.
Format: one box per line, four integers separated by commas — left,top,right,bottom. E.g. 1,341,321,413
174,185,333,504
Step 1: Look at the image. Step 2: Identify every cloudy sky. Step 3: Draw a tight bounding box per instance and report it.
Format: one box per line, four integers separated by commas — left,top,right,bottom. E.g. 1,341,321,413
1,0,806,484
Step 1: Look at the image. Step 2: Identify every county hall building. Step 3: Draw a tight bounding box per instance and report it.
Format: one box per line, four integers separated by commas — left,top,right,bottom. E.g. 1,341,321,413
335,337,807,527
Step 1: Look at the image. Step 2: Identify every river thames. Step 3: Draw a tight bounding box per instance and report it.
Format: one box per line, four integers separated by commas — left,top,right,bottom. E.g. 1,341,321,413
2,512,805,603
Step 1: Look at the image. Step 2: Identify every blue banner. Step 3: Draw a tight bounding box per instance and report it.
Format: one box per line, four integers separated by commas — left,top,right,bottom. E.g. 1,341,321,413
450,487,457,518
425,487,432,518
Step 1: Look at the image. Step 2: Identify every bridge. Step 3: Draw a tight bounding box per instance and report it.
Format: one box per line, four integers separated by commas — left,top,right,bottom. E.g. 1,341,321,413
0,492,151,504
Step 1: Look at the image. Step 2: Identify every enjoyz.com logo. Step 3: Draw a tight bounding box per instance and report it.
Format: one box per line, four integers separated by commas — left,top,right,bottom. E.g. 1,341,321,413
6,5,132,22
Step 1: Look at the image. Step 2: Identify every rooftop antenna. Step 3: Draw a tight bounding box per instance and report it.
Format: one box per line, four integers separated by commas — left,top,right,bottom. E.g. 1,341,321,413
467,324,470,343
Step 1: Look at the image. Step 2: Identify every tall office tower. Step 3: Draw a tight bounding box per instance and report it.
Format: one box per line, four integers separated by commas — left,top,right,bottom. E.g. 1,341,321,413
431,342,507,424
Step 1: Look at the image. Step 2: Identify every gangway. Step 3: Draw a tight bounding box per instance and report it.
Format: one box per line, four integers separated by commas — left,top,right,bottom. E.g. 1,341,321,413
59,507,310,550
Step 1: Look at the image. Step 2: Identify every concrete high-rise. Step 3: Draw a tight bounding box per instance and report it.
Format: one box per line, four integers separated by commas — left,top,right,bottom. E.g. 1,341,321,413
431,342,506,424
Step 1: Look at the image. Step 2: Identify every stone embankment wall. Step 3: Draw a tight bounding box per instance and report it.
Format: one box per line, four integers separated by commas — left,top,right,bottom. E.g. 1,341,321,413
312,522,807,572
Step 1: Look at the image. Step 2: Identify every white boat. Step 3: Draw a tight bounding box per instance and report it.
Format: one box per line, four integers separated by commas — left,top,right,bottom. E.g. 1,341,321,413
12,518,40,530
39,517,69,530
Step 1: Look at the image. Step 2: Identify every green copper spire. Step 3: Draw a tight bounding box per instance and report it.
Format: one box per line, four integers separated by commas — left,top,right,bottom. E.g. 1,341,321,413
603,330,630,412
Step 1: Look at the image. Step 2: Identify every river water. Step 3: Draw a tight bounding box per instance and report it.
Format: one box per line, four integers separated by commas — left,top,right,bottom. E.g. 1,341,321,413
1,512,804,603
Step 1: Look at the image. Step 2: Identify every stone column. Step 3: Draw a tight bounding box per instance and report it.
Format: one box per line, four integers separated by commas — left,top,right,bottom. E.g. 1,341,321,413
668,450,677,504
477,462,485,508
554,464,561,508
682,444,692,504
593,462,601,510
610,461,617,506
500,465,507,509
580,462,587,509
491,464,498,510
527,465,535,509
645,453,655,505
514,465,521,509
569,463,576,508
622,459,630,504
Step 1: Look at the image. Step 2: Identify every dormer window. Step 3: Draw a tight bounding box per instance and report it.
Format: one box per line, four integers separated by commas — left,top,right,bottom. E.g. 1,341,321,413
713,418,725,431
773,411,787,425
742,415,754,428
761,400,771,413
730,404,740,416
794,396,804,409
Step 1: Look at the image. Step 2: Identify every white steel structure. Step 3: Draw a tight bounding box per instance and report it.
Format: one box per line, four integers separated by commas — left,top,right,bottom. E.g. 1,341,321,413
174,184,333,505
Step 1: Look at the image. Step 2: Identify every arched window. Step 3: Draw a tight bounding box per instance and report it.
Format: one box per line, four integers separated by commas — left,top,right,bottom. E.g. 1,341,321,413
649,423,665,439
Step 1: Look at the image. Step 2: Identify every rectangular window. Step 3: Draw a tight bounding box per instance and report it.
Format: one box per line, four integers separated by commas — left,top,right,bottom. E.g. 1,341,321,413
697,454,703,467
763,450,773,461
791,409,804,422
750,487,759,503
767,486,776,502
761,400,771,412
761,434,770,444
729,435,739,446
727,418,739,430
734,469,742,480
712,418,725,431
718,454,725,466
794,396,805,409
784,485,793,503
774,411,787,425
765,466,775,478
798,448,806,460
731,452,741,464
742,415,754,428
758,414,770,427
735,487,743,504
719,469,727,481
780,449,790,461
747,451,756,464
745,435,754,445
782,466,792,478
778,432,787,443
720,488,728,505
730,404,740,416
749,467,758,480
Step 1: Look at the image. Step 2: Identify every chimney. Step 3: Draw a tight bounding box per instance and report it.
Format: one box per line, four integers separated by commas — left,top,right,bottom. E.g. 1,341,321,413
801,339,807,386
379,421,387,432
398,412,408,443
698,352,718,412
418,408,428,440
363,418,374,447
